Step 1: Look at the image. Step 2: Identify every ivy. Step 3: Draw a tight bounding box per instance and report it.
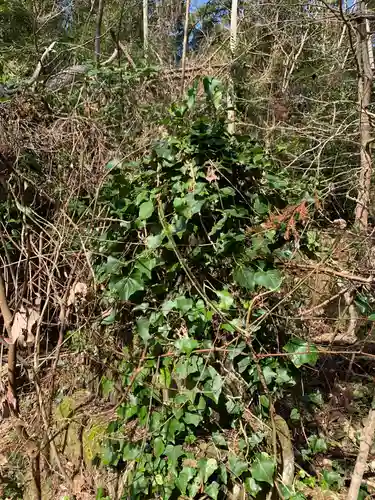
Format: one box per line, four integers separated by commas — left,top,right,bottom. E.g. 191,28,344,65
90,78,318,499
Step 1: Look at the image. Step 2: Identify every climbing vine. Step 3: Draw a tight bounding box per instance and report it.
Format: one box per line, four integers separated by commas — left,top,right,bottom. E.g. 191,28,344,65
85,78,319,499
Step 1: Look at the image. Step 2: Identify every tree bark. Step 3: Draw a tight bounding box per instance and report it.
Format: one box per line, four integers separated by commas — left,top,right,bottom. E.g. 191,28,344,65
143,0,149,58
347,400,375,499
227,0,238,134
95,0,105,66
180,0,191,94
355,1,373,230
0,272,17,412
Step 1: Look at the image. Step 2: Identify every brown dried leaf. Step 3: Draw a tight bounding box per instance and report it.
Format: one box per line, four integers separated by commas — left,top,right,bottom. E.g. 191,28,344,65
10,308,27,344
67,282,88,306
6,386,17,410
206,165,219,183
10,306,39,345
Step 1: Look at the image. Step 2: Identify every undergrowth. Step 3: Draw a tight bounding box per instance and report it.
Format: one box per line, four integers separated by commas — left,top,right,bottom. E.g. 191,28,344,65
71,78,323,499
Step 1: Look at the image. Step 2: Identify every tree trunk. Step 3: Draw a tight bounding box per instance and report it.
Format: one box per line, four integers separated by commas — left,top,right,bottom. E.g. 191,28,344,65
355,2,373,230
95,0,105,66
143,0,149,58
180,0,191,93
227,0,238,134
0,272,17,412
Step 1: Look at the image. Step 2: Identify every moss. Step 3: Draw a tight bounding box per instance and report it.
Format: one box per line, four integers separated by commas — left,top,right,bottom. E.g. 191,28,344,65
56,396,74,419
83,422,108,464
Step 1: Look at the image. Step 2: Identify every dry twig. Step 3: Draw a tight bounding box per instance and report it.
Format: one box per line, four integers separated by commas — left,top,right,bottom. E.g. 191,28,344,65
347,397,375,500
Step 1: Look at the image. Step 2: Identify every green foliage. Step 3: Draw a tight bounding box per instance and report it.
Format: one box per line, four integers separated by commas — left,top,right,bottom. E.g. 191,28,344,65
86,79,318,498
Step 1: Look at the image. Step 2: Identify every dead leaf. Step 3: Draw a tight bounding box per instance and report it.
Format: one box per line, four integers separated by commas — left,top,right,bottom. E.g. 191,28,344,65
10,308,27,344
333,218,347,229
67,282,88,307
9,306,39,345
205,165,219,183
6,386,17,410
101,308,113,319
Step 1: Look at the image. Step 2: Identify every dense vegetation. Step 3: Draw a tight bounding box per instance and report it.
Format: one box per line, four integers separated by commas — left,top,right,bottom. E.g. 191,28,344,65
1,0,375,499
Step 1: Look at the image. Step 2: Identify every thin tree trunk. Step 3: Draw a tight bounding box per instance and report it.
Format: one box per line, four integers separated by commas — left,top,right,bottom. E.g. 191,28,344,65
0,272,17,412
347,399,375,499
95,0,105,66
227,0,238,134
143,0,149,58
180,0,191,94
355,1,373,230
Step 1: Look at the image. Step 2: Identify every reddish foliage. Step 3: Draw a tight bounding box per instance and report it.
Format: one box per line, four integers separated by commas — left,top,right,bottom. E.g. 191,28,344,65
262,200,309,240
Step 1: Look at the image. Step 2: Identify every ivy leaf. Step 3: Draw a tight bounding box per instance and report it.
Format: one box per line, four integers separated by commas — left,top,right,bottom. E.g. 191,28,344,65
101,446,114,466
259,395,270,408
104,256,124,276
122,443,141,460
215,289,234,310
164,444,184,467
219,463,227,484
146,233,164,249
238,356,251,374
160,367,172,388
155,143,174,162
101,377,114,397
175,337,198,355
263,365,276,385
228,455,248,477
184,412,203,427
275,366,295,386
174,358,189,379
254,269,282,290
204,366,223,403
138,200,154,220
233,266,255,291
199,458,218,483
187,81,198,110
154,436,165,458
112,274,144,300
188,475,202,498
205,481,219,499
308,434,327,454
136,317,151,343
212,432,226,446
244,477,262,495
290,408,300,422
162,299,176,315
175,296,193,313
164,418,184,442
203,77,223,109
135,257,157,279
254,197,269,215
251,452,275,485
284,339,318,368
175,467,197,494
101,308,116,325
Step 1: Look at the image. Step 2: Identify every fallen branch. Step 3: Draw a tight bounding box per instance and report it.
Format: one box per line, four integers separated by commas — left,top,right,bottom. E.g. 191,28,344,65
103,48,119,65
300,286,351,316
274,415,295,486
0,271,17,411
347,398,375,499
286,262,374,284
117,41,136,69
27,41,57,87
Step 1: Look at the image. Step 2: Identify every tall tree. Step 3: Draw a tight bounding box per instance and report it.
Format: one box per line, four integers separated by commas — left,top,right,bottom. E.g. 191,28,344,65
227,0,238,133
143,0,149,57
355,1,374,230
